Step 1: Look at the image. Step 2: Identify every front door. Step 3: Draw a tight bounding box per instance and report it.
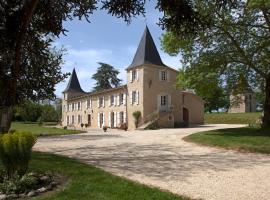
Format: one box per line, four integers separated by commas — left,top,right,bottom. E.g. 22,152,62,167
183,107,189,127
88,114,91,126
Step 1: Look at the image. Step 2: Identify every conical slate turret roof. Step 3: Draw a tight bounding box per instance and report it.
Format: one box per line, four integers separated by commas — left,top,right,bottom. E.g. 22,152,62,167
63,68,84,93
127,26,166,69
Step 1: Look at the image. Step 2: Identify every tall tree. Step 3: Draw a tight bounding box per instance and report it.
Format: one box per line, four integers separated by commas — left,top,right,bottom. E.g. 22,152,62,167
161,0,270,128
0,0,241,132
92,62,122,92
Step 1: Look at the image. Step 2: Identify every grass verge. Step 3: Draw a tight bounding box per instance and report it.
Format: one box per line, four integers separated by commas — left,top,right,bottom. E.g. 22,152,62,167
184,127,270,154
204,112,261,124
27,152,189,200
11,122,83,136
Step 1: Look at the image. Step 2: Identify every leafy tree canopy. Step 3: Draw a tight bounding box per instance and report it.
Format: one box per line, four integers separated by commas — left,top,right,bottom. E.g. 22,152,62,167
92,62,122,92
161,0,270,127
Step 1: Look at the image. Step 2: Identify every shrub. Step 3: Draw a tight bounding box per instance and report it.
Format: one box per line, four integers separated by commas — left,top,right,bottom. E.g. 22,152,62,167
0,132,37,179
132,111,141,128
144,121,159,130
63,126,67,130
81,123,84,128
119,123,128,131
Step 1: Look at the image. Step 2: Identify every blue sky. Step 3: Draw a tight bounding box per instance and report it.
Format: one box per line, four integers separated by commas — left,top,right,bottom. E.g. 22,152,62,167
55,1,182,97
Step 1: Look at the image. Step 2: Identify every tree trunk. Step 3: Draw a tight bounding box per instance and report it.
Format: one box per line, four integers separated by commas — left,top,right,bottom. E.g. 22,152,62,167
0,107,13,133
262,77,270,128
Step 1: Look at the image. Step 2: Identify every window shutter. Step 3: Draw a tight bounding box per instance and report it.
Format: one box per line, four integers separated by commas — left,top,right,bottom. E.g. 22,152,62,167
103,113,105,127
124,111,127,123
117,112,120,124
108,112,111,127
159,70,162,81
168,95,171,106
129,91,133,105
114,112,117,127
129,71,133,83
90,99,92,109
123,93,126,105
98,113,100,128
98,98,100,108
103,96,105,107
114,112,118,127
117,93,120,106
157,95,161,109
136,69,139,81
136,90,139,105
167,70,170,82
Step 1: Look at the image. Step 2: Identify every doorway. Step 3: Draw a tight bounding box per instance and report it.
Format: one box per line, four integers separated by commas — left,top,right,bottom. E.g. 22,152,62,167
183,107,189,127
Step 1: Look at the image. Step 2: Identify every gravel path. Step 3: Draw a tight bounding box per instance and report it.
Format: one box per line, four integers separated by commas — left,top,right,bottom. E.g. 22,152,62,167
34,124,270,200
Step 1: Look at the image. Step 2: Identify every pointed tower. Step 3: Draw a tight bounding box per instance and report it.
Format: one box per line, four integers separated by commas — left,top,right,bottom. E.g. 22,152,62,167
127,26,166,70
63,68,84,100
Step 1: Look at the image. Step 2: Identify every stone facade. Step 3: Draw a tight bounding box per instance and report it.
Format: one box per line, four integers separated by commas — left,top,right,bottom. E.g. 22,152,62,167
228,91,257,113
62,27,204,130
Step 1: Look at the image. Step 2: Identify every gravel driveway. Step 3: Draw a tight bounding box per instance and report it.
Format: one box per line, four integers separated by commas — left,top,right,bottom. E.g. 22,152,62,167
34,124,270,200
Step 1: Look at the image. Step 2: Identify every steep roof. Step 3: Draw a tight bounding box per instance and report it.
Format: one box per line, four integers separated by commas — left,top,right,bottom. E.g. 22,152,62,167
127,26,166,70
63,68,84,93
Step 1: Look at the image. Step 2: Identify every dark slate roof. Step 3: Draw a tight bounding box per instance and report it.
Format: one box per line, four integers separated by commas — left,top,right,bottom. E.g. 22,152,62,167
127,26,166,70
63,68,85,93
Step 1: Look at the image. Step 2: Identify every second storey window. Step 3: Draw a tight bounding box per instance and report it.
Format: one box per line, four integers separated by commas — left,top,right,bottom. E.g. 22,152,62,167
87,99,92,109
119,93,124,105
110,95,114,106
72,103,75,111
98,97,105,108
161,71,167,81
78,102,81,110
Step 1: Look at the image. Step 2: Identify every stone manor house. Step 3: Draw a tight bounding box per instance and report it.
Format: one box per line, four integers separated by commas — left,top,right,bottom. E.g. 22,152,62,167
62,27,204,130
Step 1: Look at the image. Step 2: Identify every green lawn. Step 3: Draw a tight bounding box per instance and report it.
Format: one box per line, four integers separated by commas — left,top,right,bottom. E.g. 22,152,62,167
11,122,83,136
27,152,188,200
204,112,261,124
184,127,270,154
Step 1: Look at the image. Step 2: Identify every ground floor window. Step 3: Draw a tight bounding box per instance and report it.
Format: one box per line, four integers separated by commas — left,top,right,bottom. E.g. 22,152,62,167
72,115,75,124
161,95,168,106
78,115,81,124
119,111,124,124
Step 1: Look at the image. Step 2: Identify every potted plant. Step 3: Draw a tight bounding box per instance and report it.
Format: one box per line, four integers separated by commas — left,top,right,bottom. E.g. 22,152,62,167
132,111,141,128
103,126,108,132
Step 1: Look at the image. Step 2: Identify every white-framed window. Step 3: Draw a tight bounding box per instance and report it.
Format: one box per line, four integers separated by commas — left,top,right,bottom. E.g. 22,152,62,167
72,103,75,111
78,102,81,110
132,70,137,81
99,97,104,108
119,112,124,124
161,95,168,106
119,93,124,105
132,91,136,104
87,99,92,109
72,115,75,124
78,115,81,124
110,95,114,106
161,71,167,81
